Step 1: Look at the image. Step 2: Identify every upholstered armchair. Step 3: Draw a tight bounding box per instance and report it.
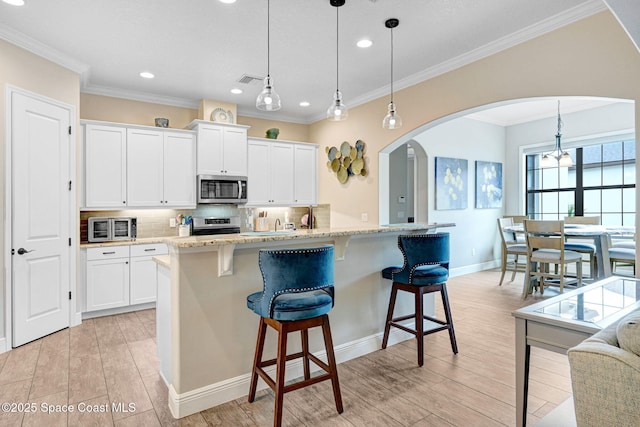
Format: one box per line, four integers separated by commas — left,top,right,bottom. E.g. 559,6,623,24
567,309,640,426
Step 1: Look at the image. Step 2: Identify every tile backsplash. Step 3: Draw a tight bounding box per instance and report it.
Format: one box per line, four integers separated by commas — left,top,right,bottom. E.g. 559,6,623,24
80,204,330,241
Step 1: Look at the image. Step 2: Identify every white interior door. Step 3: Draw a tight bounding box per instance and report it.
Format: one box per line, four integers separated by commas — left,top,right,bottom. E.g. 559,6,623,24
11,91,71,347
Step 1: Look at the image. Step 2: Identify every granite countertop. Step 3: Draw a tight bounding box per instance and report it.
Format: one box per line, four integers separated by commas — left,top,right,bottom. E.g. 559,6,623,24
79,223,455,249
164,223,455,249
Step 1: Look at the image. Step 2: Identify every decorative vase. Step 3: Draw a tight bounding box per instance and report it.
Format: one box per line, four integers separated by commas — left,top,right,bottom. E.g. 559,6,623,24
265,128,280,139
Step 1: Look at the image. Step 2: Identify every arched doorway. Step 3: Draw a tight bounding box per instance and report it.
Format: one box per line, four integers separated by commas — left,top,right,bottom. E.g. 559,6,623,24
379,96,634,225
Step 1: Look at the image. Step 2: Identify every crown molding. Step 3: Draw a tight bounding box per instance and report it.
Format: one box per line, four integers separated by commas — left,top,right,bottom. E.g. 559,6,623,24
0,23,89,76
308,0,608,123
82,84,200,109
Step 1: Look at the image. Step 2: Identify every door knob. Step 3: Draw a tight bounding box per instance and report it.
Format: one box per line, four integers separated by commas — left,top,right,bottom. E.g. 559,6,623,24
17,248,34,255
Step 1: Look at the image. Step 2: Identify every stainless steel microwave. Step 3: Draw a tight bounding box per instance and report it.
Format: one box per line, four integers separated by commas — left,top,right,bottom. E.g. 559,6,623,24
88,217,137,242
197,175,247,204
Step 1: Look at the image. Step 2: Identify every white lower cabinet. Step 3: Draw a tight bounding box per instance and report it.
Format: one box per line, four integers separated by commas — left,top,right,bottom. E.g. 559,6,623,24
86,246,130,312
85,243,168,313
130,244,168,305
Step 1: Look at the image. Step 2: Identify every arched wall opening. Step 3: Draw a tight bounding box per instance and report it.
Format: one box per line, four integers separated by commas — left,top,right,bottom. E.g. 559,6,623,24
379,96,635,272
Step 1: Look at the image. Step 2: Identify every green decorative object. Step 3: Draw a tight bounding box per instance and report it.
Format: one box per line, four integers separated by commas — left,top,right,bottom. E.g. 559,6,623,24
265,128,280,139
325,139,367,184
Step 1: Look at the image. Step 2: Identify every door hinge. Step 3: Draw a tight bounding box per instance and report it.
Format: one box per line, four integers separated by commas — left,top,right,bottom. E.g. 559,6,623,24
11,248,15,255
69,291,72,300
68,126,72,135
68,180,72,191
69,238,72,246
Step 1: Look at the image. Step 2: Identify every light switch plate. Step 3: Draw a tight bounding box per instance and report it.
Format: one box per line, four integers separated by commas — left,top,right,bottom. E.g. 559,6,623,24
169,218,176,228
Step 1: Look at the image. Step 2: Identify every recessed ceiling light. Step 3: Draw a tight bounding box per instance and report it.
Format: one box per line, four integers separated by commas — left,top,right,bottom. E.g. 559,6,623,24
357,39,373,48
219,0,236,3
230,88,243,94
299,101,310,107
139,72,155,79
2,0,25,6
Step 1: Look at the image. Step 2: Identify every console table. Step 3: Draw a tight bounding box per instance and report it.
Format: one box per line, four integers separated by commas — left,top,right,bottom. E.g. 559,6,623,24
513,276,640,427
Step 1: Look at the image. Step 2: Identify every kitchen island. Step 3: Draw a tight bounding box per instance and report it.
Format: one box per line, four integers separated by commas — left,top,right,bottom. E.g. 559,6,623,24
157,223,454,418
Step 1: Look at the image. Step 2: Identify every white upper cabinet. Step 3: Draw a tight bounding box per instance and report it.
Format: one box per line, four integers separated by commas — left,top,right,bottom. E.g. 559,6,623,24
188,120,249,176
82,120,196,209
127,128,164,207
163,132,196,207
84,124,127,208
247,138,317,207
293,144,318,205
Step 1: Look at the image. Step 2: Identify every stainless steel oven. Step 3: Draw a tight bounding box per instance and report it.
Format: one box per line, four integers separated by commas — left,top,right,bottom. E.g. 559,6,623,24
197,175,247,204
88,217,137,242
192,216,241,235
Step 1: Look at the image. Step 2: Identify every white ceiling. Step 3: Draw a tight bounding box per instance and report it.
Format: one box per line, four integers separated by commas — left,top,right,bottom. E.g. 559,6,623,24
0,0,614,124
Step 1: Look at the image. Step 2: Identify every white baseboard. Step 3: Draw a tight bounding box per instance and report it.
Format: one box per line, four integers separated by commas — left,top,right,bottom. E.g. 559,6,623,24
0,337,7,354
81,302,156,320
72,311,82,327
451,260,499,277
168,327,414,419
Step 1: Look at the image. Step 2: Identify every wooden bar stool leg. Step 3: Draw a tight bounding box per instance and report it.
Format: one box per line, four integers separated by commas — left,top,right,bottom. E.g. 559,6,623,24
381,284,399,349
248,318,267,403
321,315,343,413
274,322,288,427
301,329,311,380
415,287,424,367
440,284,458,354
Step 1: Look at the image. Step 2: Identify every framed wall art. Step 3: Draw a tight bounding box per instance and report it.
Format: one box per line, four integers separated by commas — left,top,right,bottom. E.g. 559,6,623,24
435,157,468,210
475,160,503,208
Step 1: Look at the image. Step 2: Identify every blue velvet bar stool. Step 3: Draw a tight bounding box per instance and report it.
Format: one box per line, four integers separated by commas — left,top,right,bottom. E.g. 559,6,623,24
246,245,343,427
381,233,458,366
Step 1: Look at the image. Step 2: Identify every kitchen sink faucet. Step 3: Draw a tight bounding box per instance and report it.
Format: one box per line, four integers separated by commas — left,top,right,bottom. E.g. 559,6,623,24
274,218,281,231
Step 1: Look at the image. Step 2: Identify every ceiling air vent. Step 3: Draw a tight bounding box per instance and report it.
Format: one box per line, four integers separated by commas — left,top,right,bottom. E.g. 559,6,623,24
237,74,264,85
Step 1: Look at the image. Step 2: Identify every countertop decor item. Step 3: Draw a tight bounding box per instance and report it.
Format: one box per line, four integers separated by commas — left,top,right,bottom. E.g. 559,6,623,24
325,139,367,183
265,128,279,139
155,117,169,127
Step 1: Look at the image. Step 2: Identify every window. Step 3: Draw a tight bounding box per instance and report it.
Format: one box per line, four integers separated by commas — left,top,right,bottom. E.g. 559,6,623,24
526,140,635,225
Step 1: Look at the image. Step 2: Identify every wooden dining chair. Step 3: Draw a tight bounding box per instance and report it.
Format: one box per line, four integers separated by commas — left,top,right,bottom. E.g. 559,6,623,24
523,219,583,296
497,218,527,285
564,216,599,278
503,215,528,243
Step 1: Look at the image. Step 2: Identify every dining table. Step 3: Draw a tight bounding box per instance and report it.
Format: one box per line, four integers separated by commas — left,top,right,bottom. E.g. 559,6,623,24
503,223,635,298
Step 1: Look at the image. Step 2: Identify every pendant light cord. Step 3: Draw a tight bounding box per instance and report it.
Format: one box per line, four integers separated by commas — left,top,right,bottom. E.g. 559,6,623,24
390,26,394,103
335,5,339,92
267,0,271,78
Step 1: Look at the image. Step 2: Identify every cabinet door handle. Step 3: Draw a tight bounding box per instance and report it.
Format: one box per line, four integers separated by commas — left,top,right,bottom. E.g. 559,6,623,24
144,248,156,252
102,251,116,255
122,201,126,204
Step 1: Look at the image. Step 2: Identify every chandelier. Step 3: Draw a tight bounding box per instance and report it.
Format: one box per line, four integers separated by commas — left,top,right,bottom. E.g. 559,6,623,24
541,100,573,168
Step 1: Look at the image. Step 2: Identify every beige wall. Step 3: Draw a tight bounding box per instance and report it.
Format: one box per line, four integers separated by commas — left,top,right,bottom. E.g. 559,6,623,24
80,93,199,129
237,115,310,142
80,93,311,143
309,11,640,227
0,38,81,342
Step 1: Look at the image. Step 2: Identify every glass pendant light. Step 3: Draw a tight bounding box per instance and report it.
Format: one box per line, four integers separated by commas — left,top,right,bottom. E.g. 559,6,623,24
541,100,573,168
327,0,348,121
382,18,402,129
256,0,281,111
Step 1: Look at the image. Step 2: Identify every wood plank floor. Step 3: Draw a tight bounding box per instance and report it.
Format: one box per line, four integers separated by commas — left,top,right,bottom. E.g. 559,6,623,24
0,269,573,426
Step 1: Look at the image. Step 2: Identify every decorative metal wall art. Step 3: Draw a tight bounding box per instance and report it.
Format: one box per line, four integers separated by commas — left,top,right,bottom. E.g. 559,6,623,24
326,140,367,183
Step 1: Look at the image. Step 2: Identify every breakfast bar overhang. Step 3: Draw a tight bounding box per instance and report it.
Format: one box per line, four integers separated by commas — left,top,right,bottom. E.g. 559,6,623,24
156,224,454,418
